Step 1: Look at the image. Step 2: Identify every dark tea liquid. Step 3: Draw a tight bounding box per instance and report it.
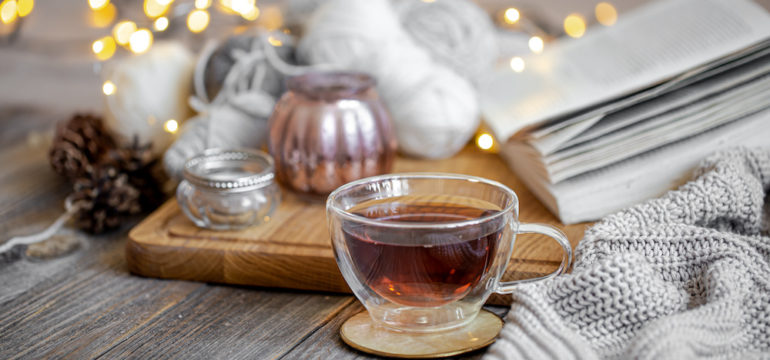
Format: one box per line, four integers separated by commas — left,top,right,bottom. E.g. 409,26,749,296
343,195,503,307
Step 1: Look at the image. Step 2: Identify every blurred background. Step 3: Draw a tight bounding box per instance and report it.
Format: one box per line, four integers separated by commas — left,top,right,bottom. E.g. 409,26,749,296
0,0,646,113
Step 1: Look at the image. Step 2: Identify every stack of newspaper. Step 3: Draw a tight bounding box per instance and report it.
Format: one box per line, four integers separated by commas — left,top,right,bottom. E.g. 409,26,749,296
481,0,770,224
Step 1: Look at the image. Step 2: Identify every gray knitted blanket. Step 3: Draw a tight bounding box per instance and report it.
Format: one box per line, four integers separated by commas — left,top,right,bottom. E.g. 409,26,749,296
486,148,770,360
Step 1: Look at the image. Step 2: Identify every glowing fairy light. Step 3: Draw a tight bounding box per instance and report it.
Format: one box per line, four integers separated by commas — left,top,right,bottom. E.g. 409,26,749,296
16,0,32,17
92,36,116,60
113,21,137,46
89,2,116,27
564,14,586,38
503,8,520,24
153,16,169,31
144,0,169,18
509,57,525,72
241,6,259,20
595,2,618,26
528,36,544,54
267,35,282,47
0,0,18,24
102,80,116,95
129,28,153,54
88,0,109,11
477,133,494,150
186,9,209,33
164,119,179,133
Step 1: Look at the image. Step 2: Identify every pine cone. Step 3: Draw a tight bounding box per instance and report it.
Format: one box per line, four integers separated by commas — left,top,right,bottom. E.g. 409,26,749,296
50,114,115,179
69,166,141,234
107,137,166,210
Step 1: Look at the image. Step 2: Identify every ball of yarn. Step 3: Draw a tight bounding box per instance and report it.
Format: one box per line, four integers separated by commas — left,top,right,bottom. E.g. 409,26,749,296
393,0,497,81
297,0,479,159
163,33,297,179
102,42,194,157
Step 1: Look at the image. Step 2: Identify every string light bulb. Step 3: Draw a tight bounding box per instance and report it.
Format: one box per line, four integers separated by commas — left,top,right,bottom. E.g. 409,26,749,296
164,119,179,133
92,36,116,60
16,0,31,17
153,16,169,31
476,133,494,150
564,13,586,38
0,0,18,24
129,28,153,54
113,21,137,46
102,80,116,95
595,2,618,26
241,6,259,20
88,0,109,11
267,35,282,47
509,57,525,72
89,2,116,27
144,0,169,18
503,8,520,24
528,36,544,54
186,9,209,33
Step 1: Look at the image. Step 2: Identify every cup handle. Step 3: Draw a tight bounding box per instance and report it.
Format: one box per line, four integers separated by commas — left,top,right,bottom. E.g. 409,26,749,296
496,223,573,294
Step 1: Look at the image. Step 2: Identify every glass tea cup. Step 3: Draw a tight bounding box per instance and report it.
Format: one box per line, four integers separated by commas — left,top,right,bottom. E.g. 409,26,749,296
326,173,572,333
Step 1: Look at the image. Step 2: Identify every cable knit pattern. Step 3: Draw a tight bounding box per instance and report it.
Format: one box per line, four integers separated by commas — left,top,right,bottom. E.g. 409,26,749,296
485,147,770,360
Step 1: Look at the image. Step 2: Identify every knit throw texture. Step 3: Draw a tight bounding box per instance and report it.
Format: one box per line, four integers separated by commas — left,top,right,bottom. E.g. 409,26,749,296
485,148,770,360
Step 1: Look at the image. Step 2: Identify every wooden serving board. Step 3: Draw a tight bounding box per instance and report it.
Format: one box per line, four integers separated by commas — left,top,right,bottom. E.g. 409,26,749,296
127,146,590,305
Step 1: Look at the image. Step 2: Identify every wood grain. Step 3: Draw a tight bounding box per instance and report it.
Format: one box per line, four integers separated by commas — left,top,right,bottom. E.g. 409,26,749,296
127,146,590,305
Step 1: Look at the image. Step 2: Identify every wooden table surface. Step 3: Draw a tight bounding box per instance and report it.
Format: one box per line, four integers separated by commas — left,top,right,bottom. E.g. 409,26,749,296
0,109,589,359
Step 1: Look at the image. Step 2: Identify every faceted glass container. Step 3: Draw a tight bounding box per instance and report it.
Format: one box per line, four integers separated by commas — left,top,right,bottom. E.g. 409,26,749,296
268,72,397,200
177,149,280,230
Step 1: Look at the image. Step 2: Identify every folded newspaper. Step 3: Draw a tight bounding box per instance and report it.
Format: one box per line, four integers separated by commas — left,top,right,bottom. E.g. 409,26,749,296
480,0,770,224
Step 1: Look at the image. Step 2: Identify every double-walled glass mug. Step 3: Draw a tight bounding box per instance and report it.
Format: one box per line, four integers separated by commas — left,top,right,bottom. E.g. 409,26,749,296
326,173,572,332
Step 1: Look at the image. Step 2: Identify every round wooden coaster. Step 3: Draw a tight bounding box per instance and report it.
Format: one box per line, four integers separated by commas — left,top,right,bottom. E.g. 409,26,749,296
340,309,503,359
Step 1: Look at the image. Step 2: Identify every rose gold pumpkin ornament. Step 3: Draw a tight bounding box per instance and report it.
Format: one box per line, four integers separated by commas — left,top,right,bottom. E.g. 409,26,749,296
268,72,397,200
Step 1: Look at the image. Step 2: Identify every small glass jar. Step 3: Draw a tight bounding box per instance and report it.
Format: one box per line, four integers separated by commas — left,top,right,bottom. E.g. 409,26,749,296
177,149,280,230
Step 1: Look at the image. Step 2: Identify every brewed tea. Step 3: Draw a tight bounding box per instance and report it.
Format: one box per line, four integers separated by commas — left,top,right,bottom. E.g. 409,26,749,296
343,195,503,307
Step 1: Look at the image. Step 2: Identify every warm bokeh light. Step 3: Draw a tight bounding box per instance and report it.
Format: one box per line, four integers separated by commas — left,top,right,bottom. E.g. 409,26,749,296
16,0,31,17
163,119,179,133
113,21,137,46
186,9,209,33
476,133,494,150
267,35,282,47
89,2,116,27
528,36,544,54
102,80,116,95
595,2,618,26
144,0,169,18
88,0,109,11
194,0,210,9
129,28,153,54
92,36,116,60
153,16,169,31
503,8,520,24
509,57,525,72
564,13,587,38
230,0,254,14
241,6,259,20
0,0,18,24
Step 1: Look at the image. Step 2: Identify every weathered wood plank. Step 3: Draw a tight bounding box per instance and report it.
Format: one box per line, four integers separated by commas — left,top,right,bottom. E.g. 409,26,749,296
98,290,354,359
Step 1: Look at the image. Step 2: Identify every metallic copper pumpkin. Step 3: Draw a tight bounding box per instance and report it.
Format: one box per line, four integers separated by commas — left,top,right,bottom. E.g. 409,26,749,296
268,72,397,200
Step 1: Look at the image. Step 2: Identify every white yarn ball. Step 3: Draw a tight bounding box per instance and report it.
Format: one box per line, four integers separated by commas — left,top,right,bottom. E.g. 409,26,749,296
298,0,479,159
102,42,194,157
163,33,296,179
394,0,497,81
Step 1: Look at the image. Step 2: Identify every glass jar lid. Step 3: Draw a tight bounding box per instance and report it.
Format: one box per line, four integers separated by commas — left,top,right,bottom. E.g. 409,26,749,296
182,149,275,192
